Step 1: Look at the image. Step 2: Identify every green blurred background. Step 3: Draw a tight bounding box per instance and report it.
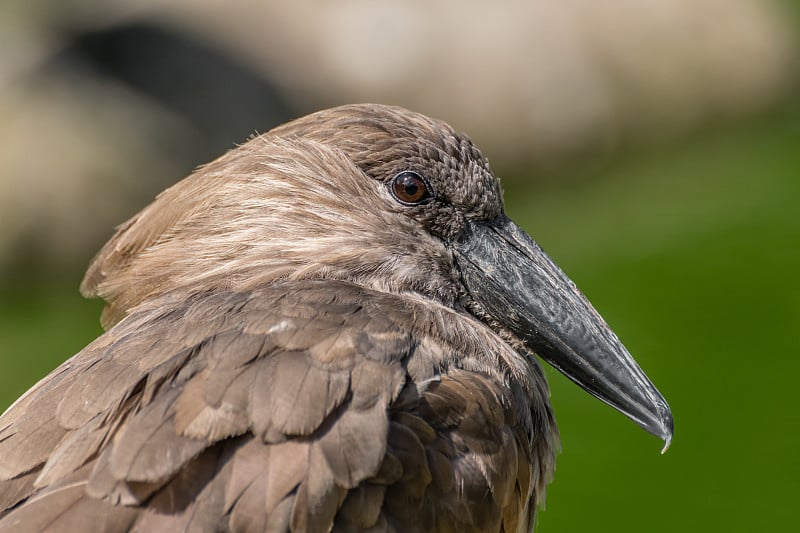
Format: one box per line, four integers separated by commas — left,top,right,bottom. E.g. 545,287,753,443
1,1,799,531
507,105,800,531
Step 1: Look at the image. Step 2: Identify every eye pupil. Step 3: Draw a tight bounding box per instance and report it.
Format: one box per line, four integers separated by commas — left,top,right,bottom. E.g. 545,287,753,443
391,171,431,204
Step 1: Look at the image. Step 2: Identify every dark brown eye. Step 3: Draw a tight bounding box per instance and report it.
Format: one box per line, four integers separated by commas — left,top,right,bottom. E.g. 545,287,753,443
390,171,432,205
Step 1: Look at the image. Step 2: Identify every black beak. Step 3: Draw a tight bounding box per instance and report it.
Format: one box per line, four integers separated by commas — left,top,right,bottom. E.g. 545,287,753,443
455,216,673,450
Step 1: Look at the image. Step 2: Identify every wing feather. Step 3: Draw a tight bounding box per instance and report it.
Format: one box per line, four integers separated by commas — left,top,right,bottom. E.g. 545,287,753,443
0,282,411,531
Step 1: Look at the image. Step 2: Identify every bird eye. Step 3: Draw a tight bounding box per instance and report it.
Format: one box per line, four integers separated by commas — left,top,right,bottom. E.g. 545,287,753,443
390,171,432,205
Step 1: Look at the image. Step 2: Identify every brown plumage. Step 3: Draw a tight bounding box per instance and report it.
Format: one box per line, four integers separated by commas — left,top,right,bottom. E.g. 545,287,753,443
0,104,671,532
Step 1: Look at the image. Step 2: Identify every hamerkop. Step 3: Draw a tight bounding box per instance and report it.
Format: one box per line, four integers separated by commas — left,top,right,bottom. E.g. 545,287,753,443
0,104,672,532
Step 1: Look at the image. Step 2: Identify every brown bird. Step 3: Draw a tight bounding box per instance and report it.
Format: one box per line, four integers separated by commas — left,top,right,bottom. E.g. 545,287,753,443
0,104,672,532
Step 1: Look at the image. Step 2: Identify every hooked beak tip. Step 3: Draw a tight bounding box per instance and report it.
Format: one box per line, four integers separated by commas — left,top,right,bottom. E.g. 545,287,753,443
661,436,672,455
658,409,674,454
640,396,673,453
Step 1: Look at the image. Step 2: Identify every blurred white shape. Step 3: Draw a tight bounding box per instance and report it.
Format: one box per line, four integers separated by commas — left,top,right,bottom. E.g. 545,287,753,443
108,0,797,161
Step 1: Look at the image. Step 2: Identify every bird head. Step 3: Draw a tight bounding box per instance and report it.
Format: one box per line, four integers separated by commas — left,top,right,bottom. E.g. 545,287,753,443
81,103,672,447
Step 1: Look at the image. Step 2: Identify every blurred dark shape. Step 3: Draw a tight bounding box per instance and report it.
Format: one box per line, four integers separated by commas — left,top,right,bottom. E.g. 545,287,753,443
46,21,295,163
